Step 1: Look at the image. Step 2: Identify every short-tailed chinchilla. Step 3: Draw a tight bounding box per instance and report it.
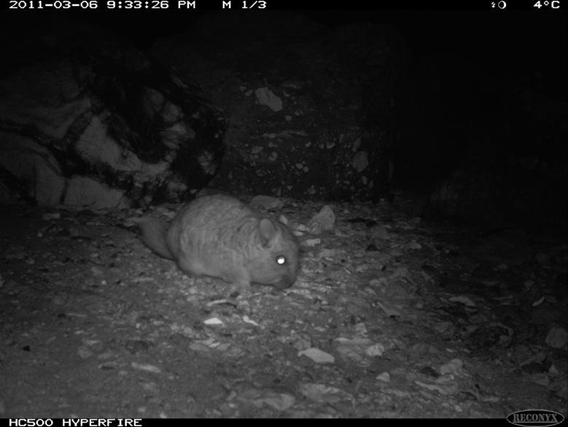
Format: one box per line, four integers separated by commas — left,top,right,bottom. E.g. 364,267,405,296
132,195,300,291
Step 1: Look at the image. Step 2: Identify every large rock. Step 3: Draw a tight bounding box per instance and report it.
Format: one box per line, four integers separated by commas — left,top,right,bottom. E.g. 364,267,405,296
0,15,226,209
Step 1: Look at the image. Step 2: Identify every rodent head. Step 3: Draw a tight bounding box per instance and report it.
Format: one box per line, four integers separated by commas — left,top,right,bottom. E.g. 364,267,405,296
247,217,300,289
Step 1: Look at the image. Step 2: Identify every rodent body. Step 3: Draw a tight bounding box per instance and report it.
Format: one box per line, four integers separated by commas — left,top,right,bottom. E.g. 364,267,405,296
133,195,299,290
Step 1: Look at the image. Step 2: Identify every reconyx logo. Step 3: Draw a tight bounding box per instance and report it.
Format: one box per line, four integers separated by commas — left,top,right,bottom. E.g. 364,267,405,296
507,409,565,427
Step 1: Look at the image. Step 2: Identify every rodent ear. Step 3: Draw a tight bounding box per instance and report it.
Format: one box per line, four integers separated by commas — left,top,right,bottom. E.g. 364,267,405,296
259,218,277,245
278,214,289,226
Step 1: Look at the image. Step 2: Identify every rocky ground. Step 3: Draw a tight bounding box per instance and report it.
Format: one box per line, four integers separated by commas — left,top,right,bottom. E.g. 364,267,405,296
0,193,566,418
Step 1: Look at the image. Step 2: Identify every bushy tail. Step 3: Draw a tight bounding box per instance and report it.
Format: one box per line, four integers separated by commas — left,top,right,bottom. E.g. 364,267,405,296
131,217,175,260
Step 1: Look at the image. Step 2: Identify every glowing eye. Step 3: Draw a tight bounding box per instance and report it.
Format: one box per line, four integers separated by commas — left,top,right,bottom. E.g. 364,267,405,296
276,256,286,265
